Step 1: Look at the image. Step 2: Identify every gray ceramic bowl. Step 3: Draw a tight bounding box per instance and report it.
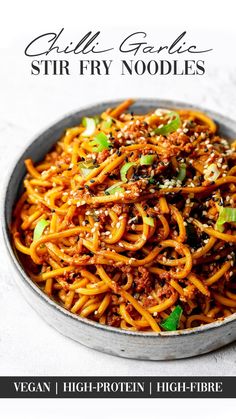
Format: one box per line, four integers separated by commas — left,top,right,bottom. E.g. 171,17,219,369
2,99,236,360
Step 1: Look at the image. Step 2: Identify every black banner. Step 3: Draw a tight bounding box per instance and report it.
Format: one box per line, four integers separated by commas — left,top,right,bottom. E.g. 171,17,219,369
0,377,235,398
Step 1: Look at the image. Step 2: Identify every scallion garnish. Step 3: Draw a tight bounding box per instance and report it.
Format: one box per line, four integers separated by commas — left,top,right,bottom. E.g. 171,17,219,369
105,182,125,195
154,111,181,136
78,161,95,177
177,163,186,181
120,162,136,182
90,132,110,152
33,219,50,242
94,116,100,125
140,155,154,165
143,216,154,227
102,117,113,129
160,305,183,331
82,117,96,137
216,206,236,232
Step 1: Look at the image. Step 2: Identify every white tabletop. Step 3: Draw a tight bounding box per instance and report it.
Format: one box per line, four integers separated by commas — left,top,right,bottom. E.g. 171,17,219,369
1,26,236,377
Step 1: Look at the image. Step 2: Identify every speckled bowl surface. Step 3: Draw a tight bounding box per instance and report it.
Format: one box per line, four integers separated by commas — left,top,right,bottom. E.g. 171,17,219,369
2,99,236,360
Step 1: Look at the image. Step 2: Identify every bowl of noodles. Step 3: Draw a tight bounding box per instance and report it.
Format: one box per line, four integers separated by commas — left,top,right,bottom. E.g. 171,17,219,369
3,99,236,360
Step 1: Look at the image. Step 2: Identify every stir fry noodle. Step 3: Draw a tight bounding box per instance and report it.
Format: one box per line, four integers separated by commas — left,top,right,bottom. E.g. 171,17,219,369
12,100,236,332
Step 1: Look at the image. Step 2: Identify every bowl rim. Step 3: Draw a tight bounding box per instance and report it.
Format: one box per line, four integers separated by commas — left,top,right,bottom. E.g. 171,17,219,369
2,97,236,339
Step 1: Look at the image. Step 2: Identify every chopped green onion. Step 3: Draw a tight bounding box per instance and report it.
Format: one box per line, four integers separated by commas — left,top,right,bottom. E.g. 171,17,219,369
78,161,95,177
143,216,154,227
204,163,220,182
90,132,110,152
33,219,50,242
105,182,125,195
216,206,236,232
140,155,155,165
160,305,183,331
93,115,100,125
102,117,113,129
154,111,181,136
177,163,186,181
82,117,96,137
111,187,124,194
149,178,155,184
120,162,136,182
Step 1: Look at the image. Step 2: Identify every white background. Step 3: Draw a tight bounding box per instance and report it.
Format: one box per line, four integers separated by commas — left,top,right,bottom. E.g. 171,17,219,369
1,0,236,417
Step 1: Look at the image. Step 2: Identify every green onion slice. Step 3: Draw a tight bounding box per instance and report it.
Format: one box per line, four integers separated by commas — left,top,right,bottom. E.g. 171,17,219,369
120,162,136,182
90,132,110,152
154,111,181,136
160,305,183,331
78,161,95,177
177,163,186,181
216,206,236,232
143,216,154,227
82,117,96,137
102,117,113,129
105,182,125,195
33,219,50,242
140,155,155,165
94,116,100,125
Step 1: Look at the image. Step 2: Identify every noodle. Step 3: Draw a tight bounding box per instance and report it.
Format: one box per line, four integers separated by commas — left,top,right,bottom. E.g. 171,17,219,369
11,100,236,332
